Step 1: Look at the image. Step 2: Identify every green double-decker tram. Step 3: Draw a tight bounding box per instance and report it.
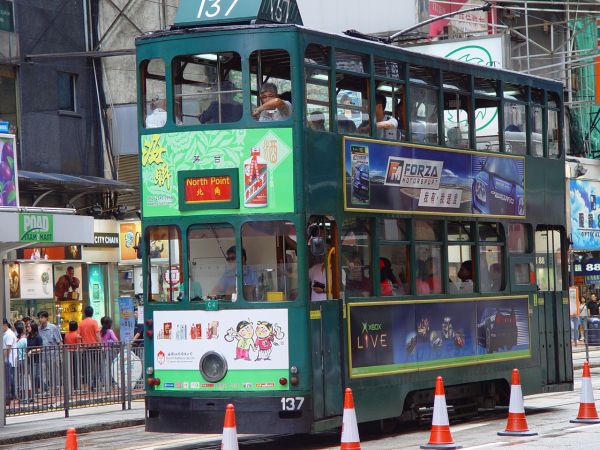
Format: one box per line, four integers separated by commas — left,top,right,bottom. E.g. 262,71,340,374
137,0,570,434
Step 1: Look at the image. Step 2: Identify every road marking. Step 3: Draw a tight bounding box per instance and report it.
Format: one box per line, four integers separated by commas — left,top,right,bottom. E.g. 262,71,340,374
565,423,600,432
461,442,508,449
452,422,492,432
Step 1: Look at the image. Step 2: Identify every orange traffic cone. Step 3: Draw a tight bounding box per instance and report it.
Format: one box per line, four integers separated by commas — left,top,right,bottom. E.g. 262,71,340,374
421,376,461,449
64,428,78,450
221,404,239,450
571,360,600,424
340,388,361,450
498,369,537,436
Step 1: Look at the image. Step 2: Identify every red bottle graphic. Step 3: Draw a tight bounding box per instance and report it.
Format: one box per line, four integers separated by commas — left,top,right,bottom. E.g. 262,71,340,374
244,147,268,208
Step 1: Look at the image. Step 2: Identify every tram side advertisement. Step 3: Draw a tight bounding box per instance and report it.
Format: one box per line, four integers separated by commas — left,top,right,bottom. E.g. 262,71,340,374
153,309,289,391
348,297,531,378
140,128,293,217
344,138,525,218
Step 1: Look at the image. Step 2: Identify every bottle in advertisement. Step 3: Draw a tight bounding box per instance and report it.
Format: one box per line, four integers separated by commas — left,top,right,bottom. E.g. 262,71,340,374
243,147,268,208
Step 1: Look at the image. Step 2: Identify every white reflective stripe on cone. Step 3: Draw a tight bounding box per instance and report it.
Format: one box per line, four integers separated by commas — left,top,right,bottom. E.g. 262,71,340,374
432,394,450,426
581,377,595,403
221,428,239,450
508,385,524,414
341,407,360,442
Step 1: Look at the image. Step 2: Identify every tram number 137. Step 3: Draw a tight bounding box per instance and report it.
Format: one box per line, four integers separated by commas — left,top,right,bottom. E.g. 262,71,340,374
281,397,304,411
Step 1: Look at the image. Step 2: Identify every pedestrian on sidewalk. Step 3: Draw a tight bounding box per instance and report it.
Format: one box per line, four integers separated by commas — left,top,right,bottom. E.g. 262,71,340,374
3,318,17,406
65,321,82,391
579,296,589,342
37,311,62,397
587,294,599,317
100,317,118,389
26,322,43,400
14,321,28,402
571,299,580,347
79,306,101,392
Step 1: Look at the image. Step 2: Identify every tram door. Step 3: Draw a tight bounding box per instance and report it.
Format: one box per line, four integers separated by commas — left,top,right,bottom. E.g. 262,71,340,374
535,227,571,385
308,218,344,420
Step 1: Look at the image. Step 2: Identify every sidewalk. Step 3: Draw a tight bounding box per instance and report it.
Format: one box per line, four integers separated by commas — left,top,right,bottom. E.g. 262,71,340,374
0,401,145,446
572,344,600,370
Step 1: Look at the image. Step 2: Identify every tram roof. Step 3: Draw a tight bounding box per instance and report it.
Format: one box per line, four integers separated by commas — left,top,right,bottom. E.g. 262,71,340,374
136,23,562,91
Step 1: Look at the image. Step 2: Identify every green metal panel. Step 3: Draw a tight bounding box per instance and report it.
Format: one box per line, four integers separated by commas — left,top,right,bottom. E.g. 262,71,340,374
320,301,343,417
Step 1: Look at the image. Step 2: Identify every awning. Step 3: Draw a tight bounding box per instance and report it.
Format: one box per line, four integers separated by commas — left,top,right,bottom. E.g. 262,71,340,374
18,170,134,194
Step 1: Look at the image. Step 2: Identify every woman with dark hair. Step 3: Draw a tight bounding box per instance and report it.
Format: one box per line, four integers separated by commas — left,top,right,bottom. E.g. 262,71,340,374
26,322,43,399
100,317,118,389
100,317,118,344
14,321,28,401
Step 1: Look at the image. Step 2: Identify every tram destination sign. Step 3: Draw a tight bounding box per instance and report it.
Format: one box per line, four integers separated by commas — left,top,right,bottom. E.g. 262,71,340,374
175,0,303,28
178,169,239,211
344,137,525,218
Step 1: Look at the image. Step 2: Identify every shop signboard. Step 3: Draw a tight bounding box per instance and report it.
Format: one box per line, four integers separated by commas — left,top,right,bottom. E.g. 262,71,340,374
119,222,141,261
19,213,53,242
344,137,525,218
118,297,135,342
18,246,82,260
140,129,294,218
0,133,18,207
7,262,19,298
19,263,53,299
569,178,600,250
153,309,288,391
348,296,530,378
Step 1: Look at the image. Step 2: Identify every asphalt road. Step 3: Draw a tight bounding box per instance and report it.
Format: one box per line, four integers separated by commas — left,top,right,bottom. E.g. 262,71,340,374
3,368,600,450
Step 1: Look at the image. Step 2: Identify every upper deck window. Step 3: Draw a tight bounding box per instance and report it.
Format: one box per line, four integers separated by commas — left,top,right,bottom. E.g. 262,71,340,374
504,83,528,102
142,59,166,129
172,52,243,126
474,78,500,153
305,44,330,66
336,74,370,136
251,50,292,122
375,58,402,80
306,68,331,132
336,49,368,73
409,66,439,145
548,92,561,158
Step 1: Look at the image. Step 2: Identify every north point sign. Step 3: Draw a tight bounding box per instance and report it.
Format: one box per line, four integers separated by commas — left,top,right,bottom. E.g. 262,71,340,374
19,213,54,242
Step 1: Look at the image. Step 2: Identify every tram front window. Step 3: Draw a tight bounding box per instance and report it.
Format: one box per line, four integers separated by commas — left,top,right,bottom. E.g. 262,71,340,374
188,225,235,301
147,226,182,302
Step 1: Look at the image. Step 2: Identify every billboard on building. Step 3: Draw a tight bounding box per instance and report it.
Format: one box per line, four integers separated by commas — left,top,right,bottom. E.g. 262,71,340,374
0,133,18,207
428,0,492,38
570,178,600,250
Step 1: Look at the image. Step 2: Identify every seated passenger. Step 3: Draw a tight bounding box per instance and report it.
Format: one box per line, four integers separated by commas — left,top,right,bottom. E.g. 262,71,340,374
380,257,398,297
145,98,167,128
252,83,292,122
198,80,242,124
449,260,474,294
308,111,326,131
210,246,257,300
337,115,357,134
375,93,398,140
505,123,522,132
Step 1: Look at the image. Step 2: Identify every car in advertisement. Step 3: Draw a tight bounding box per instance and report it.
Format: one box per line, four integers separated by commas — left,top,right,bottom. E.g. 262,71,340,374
352,163,370,201
477,307,518,353
472,156,524,216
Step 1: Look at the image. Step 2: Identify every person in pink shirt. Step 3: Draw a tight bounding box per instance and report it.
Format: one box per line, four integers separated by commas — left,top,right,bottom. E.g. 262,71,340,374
100,317,118,344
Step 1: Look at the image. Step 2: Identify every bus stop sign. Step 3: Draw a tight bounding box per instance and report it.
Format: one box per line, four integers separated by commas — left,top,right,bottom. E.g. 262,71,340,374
175,0,303,28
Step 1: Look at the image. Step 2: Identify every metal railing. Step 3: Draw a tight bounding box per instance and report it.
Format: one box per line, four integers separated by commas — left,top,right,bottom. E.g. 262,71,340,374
4,343,144,417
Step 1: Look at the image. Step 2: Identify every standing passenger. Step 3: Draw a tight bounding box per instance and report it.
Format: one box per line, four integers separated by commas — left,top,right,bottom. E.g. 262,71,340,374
252,83,292,122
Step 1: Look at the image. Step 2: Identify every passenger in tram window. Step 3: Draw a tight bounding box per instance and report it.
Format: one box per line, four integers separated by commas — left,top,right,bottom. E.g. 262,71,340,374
374,93,398,140
210,246,257,300
252,83,292,122
345,252,371,297
198,80,242,124
379,257,398,296
308,111,326,131
489,263,502,291
416,259,432,295
449,260,474,294
145,98,167,128
337,115,357,134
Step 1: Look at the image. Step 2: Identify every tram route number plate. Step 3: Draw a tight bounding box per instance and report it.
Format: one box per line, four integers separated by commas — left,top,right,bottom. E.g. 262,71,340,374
281,396,304,411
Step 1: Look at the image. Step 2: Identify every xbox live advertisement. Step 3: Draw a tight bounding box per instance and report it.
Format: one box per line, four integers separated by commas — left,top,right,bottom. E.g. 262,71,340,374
140,129,293,217
344,137,525,218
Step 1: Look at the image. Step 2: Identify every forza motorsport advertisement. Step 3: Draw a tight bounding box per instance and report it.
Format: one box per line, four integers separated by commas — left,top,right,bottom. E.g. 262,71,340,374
153,309,289,391
348,297,530,378
344,137,525,218
569,179,600,251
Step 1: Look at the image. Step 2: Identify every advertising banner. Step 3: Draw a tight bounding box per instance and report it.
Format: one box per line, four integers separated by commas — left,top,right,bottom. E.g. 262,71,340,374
153,309,289,391
20,263,53,299
569,179,600,250
344,138,525,218
88,264,106,320
140,129,294,218
348,297,531,378
118,297,135,342
0,133,18,207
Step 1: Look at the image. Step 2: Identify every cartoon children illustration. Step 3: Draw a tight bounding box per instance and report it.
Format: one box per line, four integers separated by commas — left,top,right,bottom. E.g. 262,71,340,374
254,321,285,361
224,320,255,360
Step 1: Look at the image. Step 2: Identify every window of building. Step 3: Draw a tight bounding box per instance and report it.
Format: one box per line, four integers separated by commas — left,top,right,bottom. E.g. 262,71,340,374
172,52,242,126
415,219,442,295
57,72,76,112
241,221,298,301
188,225,235,301
250,49,292,122
146,226,182,302
341,218,373,297
336,74,370,136
447,221,475,294
504,103,527,155
0,66,17,135
306,68,330,131
141,59,166,129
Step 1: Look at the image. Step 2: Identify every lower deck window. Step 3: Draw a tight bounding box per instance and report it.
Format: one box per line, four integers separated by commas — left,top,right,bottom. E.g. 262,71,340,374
147,226,182,302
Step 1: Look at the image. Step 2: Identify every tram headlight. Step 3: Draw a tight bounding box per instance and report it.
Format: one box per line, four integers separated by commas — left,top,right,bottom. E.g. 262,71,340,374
199,351,228,383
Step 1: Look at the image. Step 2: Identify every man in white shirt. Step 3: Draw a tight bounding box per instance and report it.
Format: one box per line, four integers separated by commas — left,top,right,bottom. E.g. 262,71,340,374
3,319,17,404
145,98,167,128
252,83,292,122
375,93,398,140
